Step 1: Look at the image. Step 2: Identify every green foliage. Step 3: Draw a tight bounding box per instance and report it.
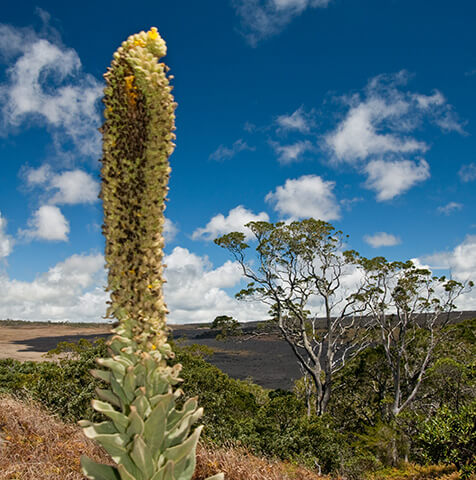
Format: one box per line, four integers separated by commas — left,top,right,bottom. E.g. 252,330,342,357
349,253,473,417
356,422,410,468
210,315,242,340
422,357,475,411
0,339,108,422
0,339,351,474
2,319,475,478
415,402,476,474
328,346,393,431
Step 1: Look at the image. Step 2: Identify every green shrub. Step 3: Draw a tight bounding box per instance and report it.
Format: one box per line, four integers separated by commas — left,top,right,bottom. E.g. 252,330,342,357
0,339,107,422
210,315,242,340
415,402,475,474
2,334,474,478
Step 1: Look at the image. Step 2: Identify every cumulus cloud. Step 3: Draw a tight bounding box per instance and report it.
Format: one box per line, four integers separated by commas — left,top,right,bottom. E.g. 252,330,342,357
270,140,313,164
25,164,52,186
458,163,476,183
164,246,268,324
0,212,14,258
48,170,99,204
192,205,269,241
325,97,427,163
23,165,99,205
19,205,70,242
437,202,463,215
0,23,102,159
209,139,254,161
364,232,401,248
324,72,463,200
265,174,341,220
232,0,332,46
420,235,476,280
0,252,107,322
325,73,463,165
276,106,313,133
0,246,270,324
364,158,430,201
418,235,476,310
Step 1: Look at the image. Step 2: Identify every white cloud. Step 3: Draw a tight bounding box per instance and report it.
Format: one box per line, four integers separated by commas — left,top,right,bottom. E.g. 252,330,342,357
420,236,476,280
20,205,70,242
276,106,313,133
209,139,254,161
232,0,332,46
412,91,445,110
459,163,476,183
325,97,427,163
437,202,463,215
0,25,102,159
0,252,107,322
25,164,53,186
164,218,178,243
0,212,14,258
418,235,476,311
265,174,341,220
24,166,99,205
164,246,268,324
0,24,36,60
364,158,430,201
364,232,401,248
1,239,473,324
192,205,269,241
48,170,99,204
324,72,463,201
270,140,313,164
0,246,270,324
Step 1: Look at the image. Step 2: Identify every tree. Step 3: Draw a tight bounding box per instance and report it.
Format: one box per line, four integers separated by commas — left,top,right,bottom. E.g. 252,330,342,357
215,219,373,415
210,315,242,340
350,254,473,417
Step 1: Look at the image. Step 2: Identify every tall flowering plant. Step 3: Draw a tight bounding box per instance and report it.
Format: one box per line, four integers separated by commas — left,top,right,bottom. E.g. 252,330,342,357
79,28,223,480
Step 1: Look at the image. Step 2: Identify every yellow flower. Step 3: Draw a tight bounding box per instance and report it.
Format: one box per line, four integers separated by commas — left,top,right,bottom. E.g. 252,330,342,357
134,39,146,47
124,75,135,90
148,27,159,40
124,75,138,105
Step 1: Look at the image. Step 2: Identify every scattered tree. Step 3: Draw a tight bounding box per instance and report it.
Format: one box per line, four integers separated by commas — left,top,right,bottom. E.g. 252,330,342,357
350,254,473,417
215,219,373,415
211,315,242,340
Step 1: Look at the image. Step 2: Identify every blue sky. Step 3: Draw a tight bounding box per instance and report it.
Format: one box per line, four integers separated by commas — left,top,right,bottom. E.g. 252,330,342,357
0,0,475,323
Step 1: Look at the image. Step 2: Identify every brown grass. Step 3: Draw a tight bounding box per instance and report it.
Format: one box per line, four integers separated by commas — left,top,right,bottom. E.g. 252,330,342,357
194,444,323,480
369,463,470,480
0,395,322,480
0,395,111,479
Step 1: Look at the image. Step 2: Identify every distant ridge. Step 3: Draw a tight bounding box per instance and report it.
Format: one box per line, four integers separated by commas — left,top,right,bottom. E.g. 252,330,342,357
1,311,475,329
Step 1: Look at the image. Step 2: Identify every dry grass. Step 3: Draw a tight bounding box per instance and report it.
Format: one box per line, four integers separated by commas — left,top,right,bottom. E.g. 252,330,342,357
194,444,323,480
369,463,475,480
0,395,111,479
0,395,322,480
2,395,467,480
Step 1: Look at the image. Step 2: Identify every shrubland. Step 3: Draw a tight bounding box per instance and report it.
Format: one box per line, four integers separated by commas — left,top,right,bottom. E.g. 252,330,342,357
0,318,474,479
